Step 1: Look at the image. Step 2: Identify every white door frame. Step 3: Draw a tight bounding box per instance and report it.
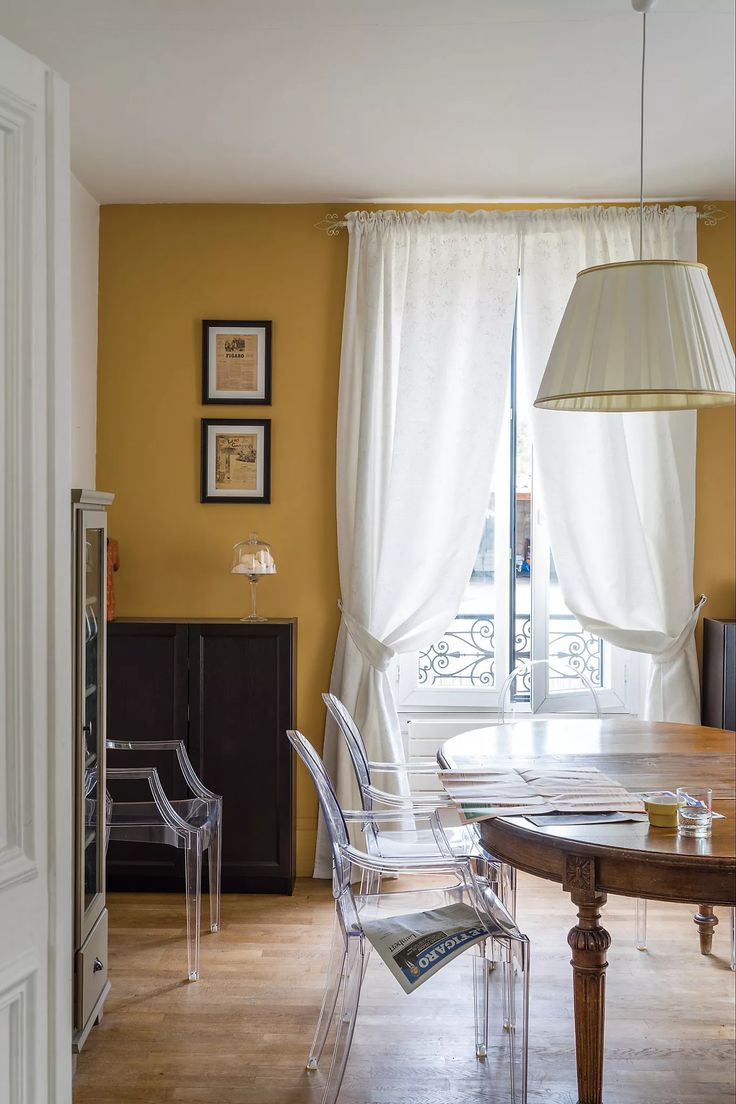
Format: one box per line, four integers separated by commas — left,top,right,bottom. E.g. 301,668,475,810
0,33,72,1104
46,67,74,1104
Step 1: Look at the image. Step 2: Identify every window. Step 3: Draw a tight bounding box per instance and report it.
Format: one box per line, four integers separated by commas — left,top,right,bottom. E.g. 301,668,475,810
397,320,639,718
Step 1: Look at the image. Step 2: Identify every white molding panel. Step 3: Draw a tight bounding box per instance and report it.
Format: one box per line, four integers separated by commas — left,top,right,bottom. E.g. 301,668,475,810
0,86,39,892
0,953,38,1104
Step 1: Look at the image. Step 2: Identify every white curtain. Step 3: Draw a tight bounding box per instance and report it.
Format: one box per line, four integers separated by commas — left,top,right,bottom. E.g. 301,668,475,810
519,205,702,723
314,210,521,877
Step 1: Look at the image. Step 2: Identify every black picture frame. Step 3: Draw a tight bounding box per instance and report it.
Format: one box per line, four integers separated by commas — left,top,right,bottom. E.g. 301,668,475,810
202,319,272,405
200,418,271,504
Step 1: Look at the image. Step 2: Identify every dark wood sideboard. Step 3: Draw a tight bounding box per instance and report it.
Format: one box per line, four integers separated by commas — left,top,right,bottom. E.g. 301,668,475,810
702,617,736,732
106,618,296,894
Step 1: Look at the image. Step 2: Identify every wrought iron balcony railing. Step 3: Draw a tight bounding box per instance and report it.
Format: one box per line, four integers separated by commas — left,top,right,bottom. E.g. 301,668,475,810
418,613,602,690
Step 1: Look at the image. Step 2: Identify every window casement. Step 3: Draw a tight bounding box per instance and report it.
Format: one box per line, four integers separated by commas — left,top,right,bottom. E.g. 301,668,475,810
396,324,641,722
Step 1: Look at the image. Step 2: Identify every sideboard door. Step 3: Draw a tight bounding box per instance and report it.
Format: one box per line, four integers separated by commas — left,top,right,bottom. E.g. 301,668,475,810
702,618,736,731
106,622,189,889
188,622,296,893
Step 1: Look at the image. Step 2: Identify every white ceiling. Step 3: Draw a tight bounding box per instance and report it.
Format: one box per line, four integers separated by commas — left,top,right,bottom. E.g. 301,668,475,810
2,0,734,204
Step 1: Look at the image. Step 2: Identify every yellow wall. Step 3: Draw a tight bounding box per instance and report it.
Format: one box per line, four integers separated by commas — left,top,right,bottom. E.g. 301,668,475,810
97,201,736,877
97,205,347,873
694,202,736,646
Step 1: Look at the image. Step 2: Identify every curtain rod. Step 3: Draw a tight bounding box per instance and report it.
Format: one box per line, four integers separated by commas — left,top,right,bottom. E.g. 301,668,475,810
315,204,728,235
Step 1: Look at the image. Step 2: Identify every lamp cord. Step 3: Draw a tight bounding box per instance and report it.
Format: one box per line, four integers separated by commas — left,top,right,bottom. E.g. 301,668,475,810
639,11,647,261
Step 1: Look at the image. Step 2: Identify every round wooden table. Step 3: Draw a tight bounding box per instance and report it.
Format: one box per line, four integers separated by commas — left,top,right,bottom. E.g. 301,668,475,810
440,719,736,1104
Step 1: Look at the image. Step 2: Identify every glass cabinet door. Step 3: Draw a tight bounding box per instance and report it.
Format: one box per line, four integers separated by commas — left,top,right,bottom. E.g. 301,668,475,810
78,512,107,937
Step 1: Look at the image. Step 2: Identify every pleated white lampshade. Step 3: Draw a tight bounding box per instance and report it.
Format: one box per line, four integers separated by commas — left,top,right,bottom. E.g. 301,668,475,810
534,260,736,412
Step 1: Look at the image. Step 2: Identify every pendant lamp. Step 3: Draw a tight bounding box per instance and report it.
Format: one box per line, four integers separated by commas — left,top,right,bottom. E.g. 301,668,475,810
534,0,735,413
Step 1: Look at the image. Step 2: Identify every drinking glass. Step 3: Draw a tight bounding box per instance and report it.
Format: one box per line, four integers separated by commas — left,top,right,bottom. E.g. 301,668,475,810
676,788,713,838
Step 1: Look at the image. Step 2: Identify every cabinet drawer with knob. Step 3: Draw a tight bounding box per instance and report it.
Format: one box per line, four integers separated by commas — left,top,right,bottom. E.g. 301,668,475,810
75,909,110,1032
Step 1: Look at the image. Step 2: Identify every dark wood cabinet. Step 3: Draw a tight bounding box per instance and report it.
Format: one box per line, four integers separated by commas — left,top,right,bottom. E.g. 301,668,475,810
702,617,736,732
106,622,189,889
107,618,296,893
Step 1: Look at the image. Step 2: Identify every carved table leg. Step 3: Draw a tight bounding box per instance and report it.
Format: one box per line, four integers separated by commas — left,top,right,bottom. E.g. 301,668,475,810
694,904,718,954
566,875,611,1104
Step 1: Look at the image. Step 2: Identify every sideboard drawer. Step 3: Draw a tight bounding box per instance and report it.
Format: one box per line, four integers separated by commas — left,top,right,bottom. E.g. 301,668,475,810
76,909,109,1030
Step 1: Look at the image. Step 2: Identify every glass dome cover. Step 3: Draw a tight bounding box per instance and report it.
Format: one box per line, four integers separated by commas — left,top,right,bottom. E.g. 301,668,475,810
231,533,276,576
231,533,276,622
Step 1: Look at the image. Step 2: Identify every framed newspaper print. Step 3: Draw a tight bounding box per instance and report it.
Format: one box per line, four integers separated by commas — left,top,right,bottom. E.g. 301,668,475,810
202,320,272,405
201,419,271,503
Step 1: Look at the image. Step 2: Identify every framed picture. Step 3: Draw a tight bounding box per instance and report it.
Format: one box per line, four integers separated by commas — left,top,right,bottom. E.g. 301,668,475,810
200,419,271,503
202,319,272,405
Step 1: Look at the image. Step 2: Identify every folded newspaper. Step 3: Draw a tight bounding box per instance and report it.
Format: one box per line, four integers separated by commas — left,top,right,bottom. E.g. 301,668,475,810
439,765,645,822
362,903,487,994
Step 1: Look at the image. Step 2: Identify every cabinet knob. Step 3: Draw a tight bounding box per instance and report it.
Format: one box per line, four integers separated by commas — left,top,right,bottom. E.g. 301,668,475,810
93,957,104,973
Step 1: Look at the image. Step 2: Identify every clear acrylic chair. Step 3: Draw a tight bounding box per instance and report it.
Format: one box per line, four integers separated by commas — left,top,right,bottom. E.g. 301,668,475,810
498,657,603,723
322,692,512,906
290,728,530,1104
322,693,456,812
106,739,222,980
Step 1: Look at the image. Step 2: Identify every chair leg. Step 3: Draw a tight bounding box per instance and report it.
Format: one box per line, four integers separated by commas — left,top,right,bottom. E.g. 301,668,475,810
500,939,514,1032
307,914,347,1072
730,907,735,972
322,937,364,1104
473,941,490,1059
507,939,530,1104
635,898,647,950
184,834,203,981
503,944,515,1032
502,864,517,920
487,936,529,1103
208,808,222,933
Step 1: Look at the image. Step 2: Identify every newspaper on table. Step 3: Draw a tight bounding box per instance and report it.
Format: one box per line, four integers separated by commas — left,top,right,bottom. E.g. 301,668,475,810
362,903,486,995
439,765,645,823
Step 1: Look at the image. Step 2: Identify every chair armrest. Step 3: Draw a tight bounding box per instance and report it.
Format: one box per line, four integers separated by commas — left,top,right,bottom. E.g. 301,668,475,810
368,759,440,774
343,807,462,859
107,739,182,751
428,810,505,874
173,743,221,803
106,740,221,804
342,808,434,828
341,842,468,877
363,784,454,810
106,766,194,835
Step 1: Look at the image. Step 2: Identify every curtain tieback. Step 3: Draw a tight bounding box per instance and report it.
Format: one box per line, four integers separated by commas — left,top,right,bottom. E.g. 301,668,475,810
651,595,707,666
338,601,396,673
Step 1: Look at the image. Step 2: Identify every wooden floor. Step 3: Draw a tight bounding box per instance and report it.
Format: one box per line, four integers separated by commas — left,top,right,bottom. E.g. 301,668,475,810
74,876,735,1104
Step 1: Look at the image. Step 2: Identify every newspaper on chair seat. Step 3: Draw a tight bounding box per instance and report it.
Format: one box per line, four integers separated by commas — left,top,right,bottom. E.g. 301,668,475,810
362,903,488,994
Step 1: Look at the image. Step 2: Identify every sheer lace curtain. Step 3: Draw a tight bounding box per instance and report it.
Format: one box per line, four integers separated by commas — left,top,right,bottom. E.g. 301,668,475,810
519,205,702,723
313,211,521,877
